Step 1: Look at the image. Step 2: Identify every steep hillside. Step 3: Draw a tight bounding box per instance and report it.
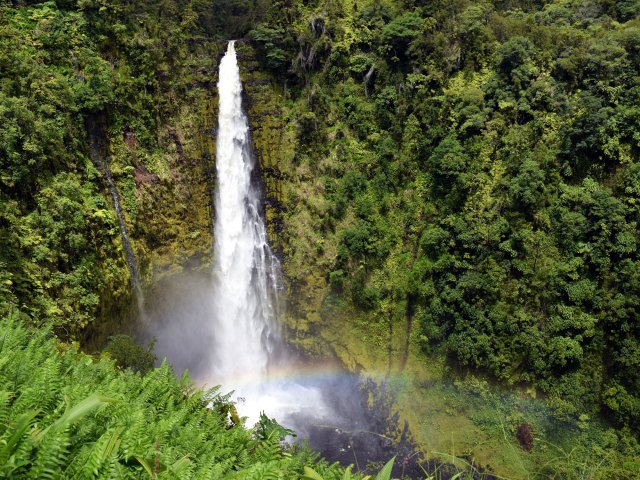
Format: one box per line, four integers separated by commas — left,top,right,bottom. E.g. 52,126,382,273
259,0,640,438
236,0,640,475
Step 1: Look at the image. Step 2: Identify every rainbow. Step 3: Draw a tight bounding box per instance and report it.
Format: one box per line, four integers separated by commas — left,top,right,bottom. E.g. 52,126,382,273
190,361,390,425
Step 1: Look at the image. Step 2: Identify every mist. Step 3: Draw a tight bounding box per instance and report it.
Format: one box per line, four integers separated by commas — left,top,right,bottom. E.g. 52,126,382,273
138,272,216,381
138,270,427,477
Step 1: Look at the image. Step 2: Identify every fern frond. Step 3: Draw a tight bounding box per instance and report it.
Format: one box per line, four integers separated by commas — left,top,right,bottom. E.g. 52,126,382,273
0,409,40,467
252,439,284,464
0,390,14,435
78,426,124,479
28,428,70,480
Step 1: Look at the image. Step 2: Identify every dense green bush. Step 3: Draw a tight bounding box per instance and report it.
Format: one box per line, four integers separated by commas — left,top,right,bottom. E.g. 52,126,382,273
103,335,156,374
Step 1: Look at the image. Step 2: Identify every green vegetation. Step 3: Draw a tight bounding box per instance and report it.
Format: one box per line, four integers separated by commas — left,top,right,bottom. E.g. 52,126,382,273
244,0,640,475
0,315,371,479
268,0,640,430
0,0,224,340
102,334,156,374
0,1,127,335
1,0,640,477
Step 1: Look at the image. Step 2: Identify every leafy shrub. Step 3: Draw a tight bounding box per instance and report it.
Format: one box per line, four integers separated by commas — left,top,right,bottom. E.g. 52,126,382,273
102,334,156,374
380,11,423,52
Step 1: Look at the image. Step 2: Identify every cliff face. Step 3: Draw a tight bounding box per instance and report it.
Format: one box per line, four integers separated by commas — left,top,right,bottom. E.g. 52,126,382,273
0,1,305,346
75,44,212,345
236,44,344,360
236,42,291,255
121,42,221,280
121,41,289,278
97,41,288,291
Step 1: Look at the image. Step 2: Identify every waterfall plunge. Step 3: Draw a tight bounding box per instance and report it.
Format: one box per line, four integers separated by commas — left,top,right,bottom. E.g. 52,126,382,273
142,42,421,474
209,41,331,427
211,40,280,403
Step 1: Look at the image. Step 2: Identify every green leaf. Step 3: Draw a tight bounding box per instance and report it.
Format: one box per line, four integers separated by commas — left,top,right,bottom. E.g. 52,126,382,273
0,409,40,464
169,455,191,475
135,455,167,477
302,466,325,480
342,465,354,480
375,456,396,480
102,426,123,460
135,456,154,477
35,394,115,442
624,461,640,471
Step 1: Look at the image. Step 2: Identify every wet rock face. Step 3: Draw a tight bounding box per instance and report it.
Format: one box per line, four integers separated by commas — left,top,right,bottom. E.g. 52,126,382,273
236,43,290,254
167,128,185,164
123,130,137,149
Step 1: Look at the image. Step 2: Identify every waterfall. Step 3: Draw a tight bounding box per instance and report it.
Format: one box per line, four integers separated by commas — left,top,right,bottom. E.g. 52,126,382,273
208,41,326,429
145,43,409,470
211,41,280,389
104,165,144,309
86,117,144,314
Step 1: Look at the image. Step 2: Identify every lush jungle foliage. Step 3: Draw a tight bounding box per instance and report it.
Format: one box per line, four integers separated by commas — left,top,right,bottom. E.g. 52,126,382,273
0,0,233,338
247,0,640,452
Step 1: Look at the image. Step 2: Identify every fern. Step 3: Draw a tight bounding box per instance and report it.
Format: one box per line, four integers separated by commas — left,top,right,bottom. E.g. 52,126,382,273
231,460,284,480
0,390,14,435
0,317,393,480
28,429,70,480
77,427,123,479
253,440,284,464
0,409,39,471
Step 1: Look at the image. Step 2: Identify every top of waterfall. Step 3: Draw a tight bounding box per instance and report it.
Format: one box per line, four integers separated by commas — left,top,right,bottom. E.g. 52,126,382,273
227,40,236,54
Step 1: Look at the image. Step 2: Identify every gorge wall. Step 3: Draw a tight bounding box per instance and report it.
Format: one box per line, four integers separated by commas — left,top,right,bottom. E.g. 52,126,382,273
3,2,640,477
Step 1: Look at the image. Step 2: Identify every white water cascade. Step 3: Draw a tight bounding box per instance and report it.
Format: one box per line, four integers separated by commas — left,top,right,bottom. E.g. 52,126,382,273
210,41,280,399
208,40,330,428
